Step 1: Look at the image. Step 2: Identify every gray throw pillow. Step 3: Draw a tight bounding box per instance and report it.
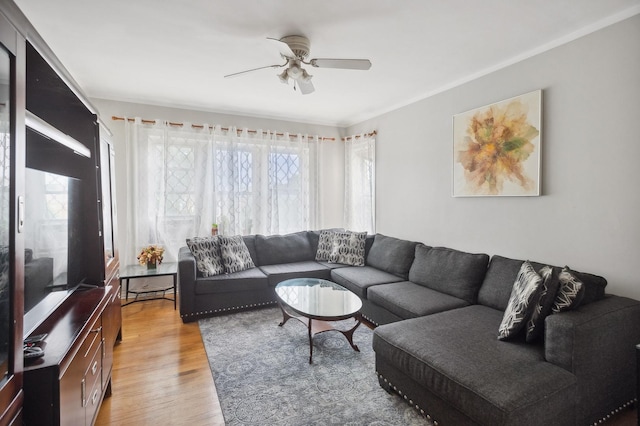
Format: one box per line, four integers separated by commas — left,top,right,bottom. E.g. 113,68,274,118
329,231,367,266
551,266,585,313
315,230,337,261
219,235,256,274
525,266,560,342
186,236,225,277
498,261,544,340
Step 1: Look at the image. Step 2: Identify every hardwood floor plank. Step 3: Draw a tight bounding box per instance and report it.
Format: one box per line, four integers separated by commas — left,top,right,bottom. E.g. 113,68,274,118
95,300,224,426
96,297,637,426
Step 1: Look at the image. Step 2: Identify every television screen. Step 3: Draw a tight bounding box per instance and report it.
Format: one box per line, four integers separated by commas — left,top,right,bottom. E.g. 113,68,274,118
23,167,84,336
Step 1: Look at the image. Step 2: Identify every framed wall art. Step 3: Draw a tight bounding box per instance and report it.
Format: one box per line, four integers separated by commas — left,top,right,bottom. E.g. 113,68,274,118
453,90,542,197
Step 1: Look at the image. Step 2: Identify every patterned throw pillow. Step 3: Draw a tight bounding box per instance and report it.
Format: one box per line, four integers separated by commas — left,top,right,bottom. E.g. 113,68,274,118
315,230,337,261
328,231,367,266
525,266,560,342
498,261,544,340
551,266,585,313
219,235,256,274
186,236,225,277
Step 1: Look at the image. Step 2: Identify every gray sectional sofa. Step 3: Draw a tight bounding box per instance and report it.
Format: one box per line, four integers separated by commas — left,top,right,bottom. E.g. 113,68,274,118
177,230,640,425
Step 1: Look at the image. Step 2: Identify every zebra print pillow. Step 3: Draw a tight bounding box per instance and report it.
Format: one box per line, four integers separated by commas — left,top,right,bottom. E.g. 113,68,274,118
219,235,256,274
315,230,337,261
186,236,225,277
551,267,585,313
498,261,544,340
525,265,560,342
328,231,367,266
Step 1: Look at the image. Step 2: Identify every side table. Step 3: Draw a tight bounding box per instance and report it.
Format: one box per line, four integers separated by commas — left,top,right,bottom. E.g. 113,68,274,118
120,262,177,309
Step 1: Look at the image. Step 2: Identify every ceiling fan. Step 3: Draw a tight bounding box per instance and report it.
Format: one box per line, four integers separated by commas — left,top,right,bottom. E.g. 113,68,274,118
224,35,372,95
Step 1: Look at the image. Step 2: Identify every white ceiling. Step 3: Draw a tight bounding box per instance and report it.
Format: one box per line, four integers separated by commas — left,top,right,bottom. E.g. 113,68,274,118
14,0,640,127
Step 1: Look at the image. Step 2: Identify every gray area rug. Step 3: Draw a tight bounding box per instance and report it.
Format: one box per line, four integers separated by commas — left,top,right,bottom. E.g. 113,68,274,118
199,307,431,426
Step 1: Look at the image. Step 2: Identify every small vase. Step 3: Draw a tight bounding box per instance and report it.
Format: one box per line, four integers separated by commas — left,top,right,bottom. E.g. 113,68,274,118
147,260,157,270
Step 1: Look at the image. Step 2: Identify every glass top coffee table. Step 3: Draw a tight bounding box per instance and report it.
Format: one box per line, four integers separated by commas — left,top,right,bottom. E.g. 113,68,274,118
275,278,363,363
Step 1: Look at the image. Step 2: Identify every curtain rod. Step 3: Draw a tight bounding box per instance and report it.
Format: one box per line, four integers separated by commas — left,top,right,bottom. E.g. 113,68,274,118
342,130,377,141
111,115,336,141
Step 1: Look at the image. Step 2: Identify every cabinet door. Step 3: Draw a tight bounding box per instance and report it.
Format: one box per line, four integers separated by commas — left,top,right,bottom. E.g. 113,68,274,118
0,12,25,426
101,281,121,392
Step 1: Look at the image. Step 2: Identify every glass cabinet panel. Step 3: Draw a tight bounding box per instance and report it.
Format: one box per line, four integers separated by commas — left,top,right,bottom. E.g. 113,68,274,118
0,44,11,385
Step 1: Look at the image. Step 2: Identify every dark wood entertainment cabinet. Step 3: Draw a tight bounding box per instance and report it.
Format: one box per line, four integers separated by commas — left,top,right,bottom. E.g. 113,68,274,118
0,2,122,424
23,281,121,426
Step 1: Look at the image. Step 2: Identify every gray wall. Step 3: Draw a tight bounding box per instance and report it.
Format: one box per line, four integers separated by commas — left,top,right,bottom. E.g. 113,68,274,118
347,15,640,299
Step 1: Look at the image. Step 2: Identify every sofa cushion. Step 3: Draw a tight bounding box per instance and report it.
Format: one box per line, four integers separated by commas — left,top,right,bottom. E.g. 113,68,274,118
258,261,330,287
331,266,403,299
564,266,606,305
219,235,256,274
479,256,608,311
498,261,544,340
242,235,259,266
194,267,268,294
329,231,367,266
409,245,489,304
373,305,577,426
551,267,585,313
366,234,418,279
525,266,560,342
255,231,314,265
186,236,225,277
316,260,350,270
368,281,469,319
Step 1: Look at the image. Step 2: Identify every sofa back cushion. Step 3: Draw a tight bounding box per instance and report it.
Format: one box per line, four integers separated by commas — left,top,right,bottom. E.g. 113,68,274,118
242,235,259,266
478,255,608,311
255,231,314,265
366,234,418,279
409,245,489,304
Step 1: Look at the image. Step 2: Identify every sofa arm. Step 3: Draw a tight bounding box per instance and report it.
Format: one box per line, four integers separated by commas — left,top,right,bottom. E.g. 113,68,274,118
545,295,640,423
178,246,198,322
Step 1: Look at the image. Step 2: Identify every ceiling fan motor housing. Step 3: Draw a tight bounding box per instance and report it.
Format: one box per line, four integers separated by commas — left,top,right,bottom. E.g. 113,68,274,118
280,35,310,59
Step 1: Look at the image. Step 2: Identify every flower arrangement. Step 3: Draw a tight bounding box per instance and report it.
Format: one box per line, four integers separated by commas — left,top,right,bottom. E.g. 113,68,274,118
137,245,164,267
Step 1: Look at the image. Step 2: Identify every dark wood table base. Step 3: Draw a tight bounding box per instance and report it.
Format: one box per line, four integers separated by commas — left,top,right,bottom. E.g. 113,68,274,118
278,301,361,363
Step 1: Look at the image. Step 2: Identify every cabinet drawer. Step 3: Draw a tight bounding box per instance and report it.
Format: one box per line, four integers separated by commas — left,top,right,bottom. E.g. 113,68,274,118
84,341,103,425
84,341,102,398
78,316,102,373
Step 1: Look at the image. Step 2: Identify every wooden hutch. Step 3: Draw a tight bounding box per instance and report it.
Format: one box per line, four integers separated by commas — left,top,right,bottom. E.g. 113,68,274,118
0,2,121,425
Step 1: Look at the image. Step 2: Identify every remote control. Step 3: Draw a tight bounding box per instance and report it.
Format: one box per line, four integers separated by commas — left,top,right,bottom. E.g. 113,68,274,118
23,346,44,359
24,333,48,344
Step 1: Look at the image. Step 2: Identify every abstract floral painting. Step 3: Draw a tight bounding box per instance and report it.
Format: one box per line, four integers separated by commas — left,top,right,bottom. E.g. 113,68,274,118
453,90,541,196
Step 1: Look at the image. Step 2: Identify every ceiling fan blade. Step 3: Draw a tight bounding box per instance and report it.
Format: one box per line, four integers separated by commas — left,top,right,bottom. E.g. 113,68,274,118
224,63,284,79
309,58,372,70
266,37,296,59
296,78,315,95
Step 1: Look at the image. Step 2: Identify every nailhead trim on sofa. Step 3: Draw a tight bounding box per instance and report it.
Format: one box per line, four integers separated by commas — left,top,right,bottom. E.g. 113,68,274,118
377,372,437,425
180,300,278,320
590,398,637,425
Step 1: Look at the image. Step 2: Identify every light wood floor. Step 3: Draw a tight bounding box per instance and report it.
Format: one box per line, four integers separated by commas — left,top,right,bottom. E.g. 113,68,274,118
95,299,225,425
95,298,637,426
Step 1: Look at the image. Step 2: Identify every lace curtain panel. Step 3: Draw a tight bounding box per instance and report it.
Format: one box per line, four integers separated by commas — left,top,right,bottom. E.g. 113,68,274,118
124,118,320,262
344,133,376,233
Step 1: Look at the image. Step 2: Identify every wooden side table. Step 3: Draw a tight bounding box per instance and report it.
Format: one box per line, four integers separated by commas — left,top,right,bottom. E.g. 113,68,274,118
120,262,178,309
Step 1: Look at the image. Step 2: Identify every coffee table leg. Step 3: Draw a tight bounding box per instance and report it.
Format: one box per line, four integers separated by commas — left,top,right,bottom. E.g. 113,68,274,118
308,319,314,364
340,317,362,352
277,301,293,327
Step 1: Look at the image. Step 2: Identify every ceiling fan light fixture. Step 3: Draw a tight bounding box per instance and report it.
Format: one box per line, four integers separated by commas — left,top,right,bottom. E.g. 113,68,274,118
288,63,303,79
300,69,313,83
278,69,289,84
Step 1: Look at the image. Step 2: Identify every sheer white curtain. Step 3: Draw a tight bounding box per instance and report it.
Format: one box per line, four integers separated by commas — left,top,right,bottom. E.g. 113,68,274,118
124,118,320,262
344,133,376,233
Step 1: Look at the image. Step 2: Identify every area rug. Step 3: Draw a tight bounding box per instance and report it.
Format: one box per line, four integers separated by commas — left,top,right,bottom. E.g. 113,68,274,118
199,307,432,425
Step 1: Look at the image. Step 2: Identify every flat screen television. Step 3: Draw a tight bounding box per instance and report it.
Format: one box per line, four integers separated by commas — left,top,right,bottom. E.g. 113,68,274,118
23,167,86,337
